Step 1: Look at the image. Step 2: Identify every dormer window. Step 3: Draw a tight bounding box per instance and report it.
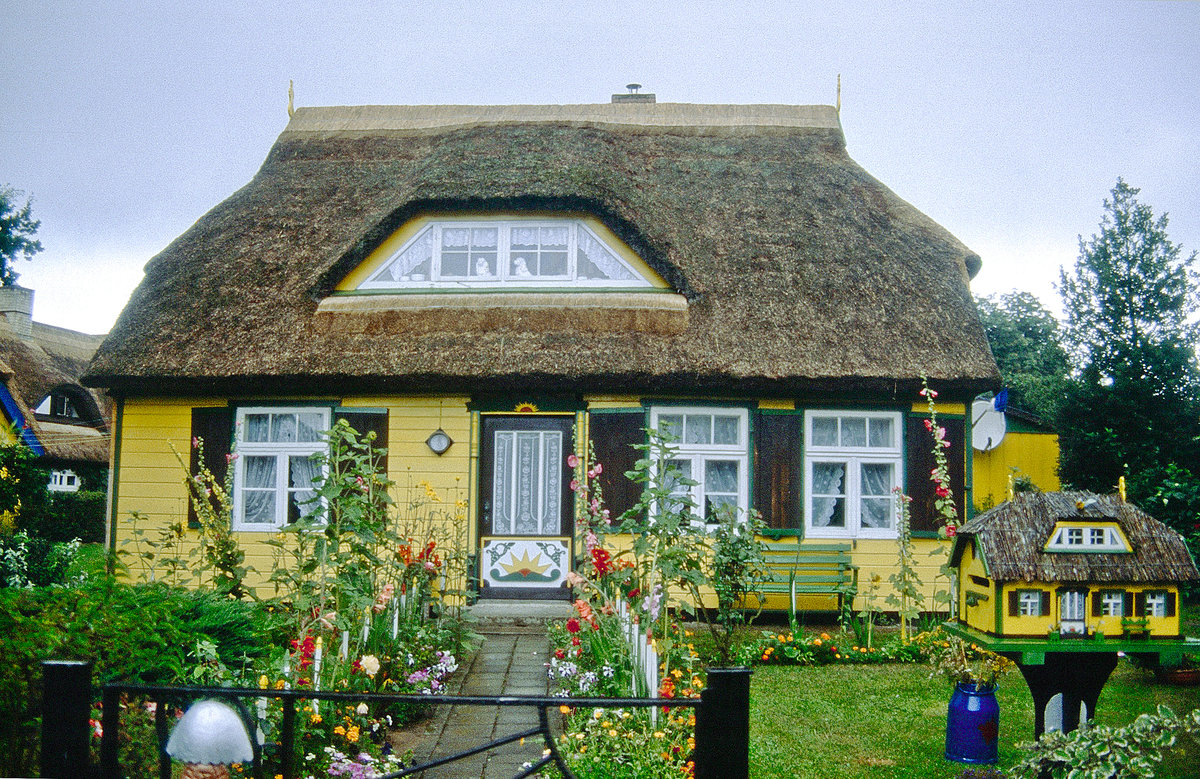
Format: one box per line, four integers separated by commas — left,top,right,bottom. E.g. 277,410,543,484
36,393,79,420
357,218,655,290
1044,521,1131,553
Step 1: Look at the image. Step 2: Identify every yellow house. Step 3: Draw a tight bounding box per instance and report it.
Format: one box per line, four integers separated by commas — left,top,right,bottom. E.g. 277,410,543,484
83,99,1001,605
971,406,1060,511
951,491,1199,640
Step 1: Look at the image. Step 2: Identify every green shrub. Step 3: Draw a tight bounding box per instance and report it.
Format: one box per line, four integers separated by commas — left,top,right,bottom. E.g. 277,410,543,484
0,531,81,587
22,490,106,543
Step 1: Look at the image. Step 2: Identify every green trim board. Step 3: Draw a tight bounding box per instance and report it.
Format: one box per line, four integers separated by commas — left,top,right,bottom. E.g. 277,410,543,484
942,621,1200,665
106,395,125,565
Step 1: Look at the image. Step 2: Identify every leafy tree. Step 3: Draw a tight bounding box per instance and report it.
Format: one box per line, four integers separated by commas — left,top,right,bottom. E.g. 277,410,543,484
0,186,44,287
1056,180,1200,534
975,291,1071,421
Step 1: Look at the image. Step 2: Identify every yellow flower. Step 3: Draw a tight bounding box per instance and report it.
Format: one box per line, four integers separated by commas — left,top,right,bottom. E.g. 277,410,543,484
654,731,665,738
309,714,322,725
346,726,360,743
671,668,683,679
560,705,571,714
333,725,345,736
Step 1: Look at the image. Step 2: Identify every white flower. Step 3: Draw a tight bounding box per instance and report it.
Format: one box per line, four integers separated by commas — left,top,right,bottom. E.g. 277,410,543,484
356,702,369,715
360,655,381,677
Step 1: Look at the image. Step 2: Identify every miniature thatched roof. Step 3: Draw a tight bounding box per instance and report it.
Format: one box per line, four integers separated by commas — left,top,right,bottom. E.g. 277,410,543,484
0,322,109,463
85,103,1000,397
951,492,1200,584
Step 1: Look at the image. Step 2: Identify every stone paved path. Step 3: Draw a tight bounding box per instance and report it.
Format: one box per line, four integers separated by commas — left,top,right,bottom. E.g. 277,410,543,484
395,605,567,778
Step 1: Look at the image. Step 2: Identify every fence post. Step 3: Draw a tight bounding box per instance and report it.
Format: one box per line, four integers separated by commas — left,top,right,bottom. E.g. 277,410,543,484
40,660,93,779
694,666,751,779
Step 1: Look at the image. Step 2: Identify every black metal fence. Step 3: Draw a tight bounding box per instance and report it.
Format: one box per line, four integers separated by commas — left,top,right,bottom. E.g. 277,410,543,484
40,660,750,779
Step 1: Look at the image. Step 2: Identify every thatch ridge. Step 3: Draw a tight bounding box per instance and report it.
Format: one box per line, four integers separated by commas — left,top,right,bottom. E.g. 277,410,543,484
85,103,998,397
953,491,1200,584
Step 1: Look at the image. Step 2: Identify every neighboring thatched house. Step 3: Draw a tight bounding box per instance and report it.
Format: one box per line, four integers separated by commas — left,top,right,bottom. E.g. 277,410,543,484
951,491,1199,639
0,285,109,492
84,97,1001,602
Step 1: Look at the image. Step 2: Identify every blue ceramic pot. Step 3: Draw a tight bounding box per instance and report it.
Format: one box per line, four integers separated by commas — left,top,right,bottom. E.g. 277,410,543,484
945,682,999,764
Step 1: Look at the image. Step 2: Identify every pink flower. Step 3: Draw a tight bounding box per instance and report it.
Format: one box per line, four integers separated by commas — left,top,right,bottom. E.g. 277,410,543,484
225,453,238,463
569,479,580,492
566,454,580,468
592,463,602,475
945,525,957,538
192,437,201,449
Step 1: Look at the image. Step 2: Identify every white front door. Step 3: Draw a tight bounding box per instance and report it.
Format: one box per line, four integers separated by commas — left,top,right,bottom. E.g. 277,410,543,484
1060,590,1086,636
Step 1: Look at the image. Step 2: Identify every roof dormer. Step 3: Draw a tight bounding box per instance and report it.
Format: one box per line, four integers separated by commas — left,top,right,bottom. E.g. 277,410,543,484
1043,520,1132,553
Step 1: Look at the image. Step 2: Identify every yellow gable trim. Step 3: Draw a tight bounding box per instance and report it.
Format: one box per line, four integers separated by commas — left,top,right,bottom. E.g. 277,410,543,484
336,213,671,292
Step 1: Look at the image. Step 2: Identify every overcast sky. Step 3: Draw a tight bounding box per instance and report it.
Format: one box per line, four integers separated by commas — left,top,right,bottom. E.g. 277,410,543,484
3,1,1197,334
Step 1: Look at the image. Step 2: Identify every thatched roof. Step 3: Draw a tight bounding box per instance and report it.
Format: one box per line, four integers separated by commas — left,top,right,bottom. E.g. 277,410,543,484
951,492,1200,584
0,321,109,463
85,103,1000,398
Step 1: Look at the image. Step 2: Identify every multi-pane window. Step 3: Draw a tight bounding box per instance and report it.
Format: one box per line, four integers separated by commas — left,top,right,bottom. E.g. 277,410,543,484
1144,591,1168,617
233,407,329,530
1018,590,1043,616
1100,590,1125,617
1046,523,1129,552
47,469,80,492
650,407,748,523
362,219,651,289
804,411,901,538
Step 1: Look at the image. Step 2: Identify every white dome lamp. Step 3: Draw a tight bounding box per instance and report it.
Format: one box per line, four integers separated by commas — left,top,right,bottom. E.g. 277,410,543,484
165,699,255,779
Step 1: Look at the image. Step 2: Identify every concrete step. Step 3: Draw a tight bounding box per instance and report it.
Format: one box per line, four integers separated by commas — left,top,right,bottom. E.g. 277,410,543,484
467,599,573,631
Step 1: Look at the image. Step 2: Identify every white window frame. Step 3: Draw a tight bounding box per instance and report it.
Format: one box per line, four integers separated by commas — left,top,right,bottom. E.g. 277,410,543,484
649,406,749,524
1046,524,1129,552
47,469,80,492
803,410,902,539
360,218,654,290
1017,590,1043,617
232,406,330,531
1100,590,1125,617
1144,591,1168,618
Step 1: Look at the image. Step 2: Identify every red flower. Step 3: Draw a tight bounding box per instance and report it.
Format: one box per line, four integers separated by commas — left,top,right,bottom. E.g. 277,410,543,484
555,649,566,660
566,617,581,634
571,636,581,646
945,525,958,538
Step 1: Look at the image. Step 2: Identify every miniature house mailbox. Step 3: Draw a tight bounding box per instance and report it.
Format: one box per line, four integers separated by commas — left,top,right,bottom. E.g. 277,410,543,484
948,491,1200,736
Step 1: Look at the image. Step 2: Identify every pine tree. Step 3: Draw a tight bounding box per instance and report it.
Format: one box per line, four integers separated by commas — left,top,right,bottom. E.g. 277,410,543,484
0,186,44,286
1056,179,1200,498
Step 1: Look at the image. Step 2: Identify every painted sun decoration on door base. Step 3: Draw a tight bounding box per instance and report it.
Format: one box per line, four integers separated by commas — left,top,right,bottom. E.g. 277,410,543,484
481,537,570,588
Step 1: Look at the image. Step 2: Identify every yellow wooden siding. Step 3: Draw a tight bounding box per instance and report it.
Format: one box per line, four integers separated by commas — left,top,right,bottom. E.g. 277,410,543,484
973,431,1061,510
957,542,997,634
994,581,1182,638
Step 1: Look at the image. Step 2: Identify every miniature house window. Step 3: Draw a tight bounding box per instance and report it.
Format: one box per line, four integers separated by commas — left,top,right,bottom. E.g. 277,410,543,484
1142,591,1171,618
1098,590,1126,617
36,392,80,420
1016,590,1045,617
47,469,79,492
1045,522,1130,553
650,407,749,523
232,407,330,530
804,411,901,538
359,219,655,290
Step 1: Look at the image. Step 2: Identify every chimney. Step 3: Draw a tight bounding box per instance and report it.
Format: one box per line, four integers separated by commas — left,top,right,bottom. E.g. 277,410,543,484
0,285,34,339
612,83,656,104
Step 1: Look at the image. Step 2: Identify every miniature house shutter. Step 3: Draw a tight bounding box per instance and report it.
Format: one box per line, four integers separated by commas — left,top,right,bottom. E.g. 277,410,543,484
1165,592,1176,617
753,412,803,531
333,409,389,475
1008,590,1019,616
588,410,645,524
1123,591,1135,616
188,407,234,529
1091,591,1103,617
1135,592,1147,616
1040,591,1051,616
905,415,965,532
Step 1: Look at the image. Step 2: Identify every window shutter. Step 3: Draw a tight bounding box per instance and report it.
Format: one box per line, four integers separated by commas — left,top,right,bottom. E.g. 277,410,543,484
1123,591,1134,617
753,413,803,531
1008,590,1019,616
1165,591,1176,618
333,409,389,475
906,415,966,532
1040,591,1051,617
1135,592,1147,616
588,411,645,524
188,407,234,529
1091,591,1103,617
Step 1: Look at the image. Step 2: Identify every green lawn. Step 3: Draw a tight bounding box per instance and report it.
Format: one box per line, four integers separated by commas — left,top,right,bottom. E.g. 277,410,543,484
749,660,1200,778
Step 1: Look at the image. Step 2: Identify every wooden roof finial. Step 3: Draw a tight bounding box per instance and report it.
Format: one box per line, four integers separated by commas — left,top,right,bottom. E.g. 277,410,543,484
288,80,295,118
1119,475,1126,502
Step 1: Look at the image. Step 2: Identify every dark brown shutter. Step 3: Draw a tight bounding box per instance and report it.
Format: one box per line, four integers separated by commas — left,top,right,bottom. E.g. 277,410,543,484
906,415,966,532
1040,591,1051,616
1123,592,1134,617
1135,592,1147,616
334,409,389,475
1165,592,1176,618
588,411,645,525
1091,591,1103,617
188,407,233,529
1008,590,1019,616
753,412,803,531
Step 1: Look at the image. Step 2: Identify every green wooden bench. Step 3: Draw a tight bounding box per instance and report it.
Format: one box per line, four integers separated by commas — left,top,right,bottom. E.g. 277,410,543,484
759,539,858,615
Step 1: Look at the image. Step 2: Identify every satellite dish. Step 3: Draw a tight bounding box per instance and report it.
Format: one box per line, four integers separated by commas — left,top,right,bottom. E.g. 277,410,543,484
972,399,1007,451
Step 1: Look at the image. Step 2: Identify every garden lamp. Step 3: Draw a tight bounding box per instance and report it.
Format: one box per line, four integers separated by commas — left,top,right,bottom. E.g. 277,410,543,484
165,699,254,779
